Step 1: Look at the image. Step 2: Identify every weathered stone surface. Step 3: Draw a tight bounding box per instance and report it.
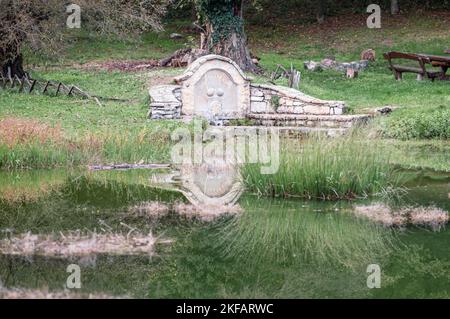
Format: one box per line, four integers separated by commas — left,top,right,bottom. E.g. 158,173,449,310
247,113,371,129
304,61,322,71
251,101,267,113
306,59,370,73
321,58,336,68
251,89,264,97
249,83,345,116
333,107,343,115
293,107,304,114
147,54,371,131
174,55,250,121
148,85,182,120
250,95,264,102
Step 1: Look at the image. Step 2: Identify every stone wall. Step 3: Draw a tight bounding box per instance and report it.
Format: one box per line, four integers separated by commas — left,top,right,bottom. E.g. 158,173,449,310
248,113,371,129
148,85,182,120
148,54,357,131
173,55,250,121
250,84,345,116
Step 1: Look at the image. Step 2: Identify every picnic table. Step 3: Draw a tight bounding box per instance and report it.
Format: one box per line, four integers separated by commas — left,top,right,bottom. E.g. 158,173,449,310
420,53,450,79
384,51,450,81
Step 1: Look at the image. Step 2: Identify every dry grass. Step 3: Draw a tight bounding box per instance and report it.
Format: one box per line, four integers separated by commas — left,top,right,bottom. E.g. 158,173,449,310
173,202,243,222
81,59,159,72
126,201,243,221
128,201,170,218
0,117,64,147
407,207,449,232
0,231,172,257
0,288,124,299
354,204,449,231
354,204,407,227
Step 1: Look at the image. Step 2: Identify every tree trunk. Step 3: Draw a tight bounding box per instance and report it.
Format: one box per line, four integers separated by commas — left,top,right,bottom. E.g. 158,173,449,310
199,0,259,73
391,0,400,15
1,54,25,78
316,0,326,24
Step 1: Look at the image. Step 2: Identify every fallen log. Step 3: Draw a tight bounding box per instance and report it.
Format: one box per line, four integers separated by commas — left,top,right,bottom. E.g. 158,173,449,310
159,48,208,67
88,163,171,171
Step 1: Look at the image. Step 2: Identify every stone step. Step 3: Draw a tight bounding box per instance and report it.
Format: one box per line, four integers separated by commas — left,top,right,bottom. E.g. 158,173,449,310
247,113,372,129
225,126,347,137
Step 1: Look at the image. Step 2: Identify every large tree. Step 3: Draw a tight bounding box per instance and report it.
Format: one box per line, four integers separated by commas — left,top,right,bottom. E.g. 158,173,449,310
391,0,400,15
316,0,327,24
195,0,258,72
0,0,169,78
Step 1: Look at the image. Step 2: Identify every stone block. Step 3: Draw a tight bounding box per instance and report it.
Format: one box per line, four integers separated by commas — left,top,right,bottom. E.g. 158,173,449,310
293,107,304,114
251,101,267,113
251,95,265,102
304,105,332,115
251,89,264,97
334,107,343,115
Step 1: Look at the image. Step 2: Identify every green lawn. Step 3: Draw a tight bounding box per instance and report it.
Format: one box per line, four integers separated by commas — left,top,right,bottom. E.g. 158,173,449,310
0,11,448,171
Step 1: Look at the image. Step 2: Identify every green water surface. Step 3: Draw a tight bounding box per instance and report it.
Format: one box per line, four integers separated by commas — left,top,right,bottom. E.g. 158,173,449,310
0,169,448,298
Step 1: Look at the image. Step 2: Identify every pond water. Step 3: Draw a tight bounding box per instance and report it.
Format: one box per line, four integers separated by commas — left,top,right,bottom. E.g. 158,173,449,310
0,168,448,298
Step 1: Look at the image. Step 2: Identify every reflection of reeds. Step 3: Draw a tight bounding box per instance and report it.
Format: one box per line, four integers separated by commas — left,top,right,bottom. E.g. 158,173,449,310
129,201,170,217
173,202,242,222
243,133,400,200
354,204,449,231
215,203,395,270
0,232,171,257
0,170,68,204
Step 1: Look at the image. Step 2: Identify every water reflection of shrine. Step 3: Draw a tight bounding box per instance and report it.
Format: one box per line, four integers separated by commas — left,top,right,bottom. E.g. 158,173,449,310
150,161,244,207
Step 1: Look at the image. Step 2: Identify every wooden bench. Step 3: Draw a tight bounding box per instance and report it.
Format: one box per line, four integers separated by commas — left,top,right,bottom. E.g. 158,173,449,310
383,51,444,81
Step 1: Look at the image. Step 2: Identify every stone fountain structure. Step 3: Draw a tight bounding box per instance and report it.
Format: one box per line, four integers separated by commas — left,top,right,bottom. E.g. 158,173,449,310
149,54,370,134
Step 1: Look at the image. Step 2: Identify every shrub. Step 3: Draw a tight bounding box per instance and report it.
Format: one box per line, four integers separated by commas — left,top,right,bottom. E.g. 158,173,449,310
382,106,450,140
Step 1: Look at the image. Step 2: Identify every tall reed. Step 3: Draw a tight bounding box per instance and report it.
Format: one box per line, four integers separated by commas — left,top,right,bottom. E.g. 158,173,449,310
242,133,400,200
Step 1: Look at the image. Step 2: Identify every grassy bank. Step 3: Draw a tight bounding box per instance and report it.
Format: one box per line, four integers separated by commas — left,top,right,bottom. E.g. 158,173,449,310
243,133,401,200
0,11,448,173
0,116,179,169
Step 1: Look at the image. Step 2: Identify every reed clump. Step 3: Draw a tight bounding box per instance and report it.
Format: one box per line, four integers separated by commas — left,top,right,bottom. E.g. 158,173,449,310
243,133,399,200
